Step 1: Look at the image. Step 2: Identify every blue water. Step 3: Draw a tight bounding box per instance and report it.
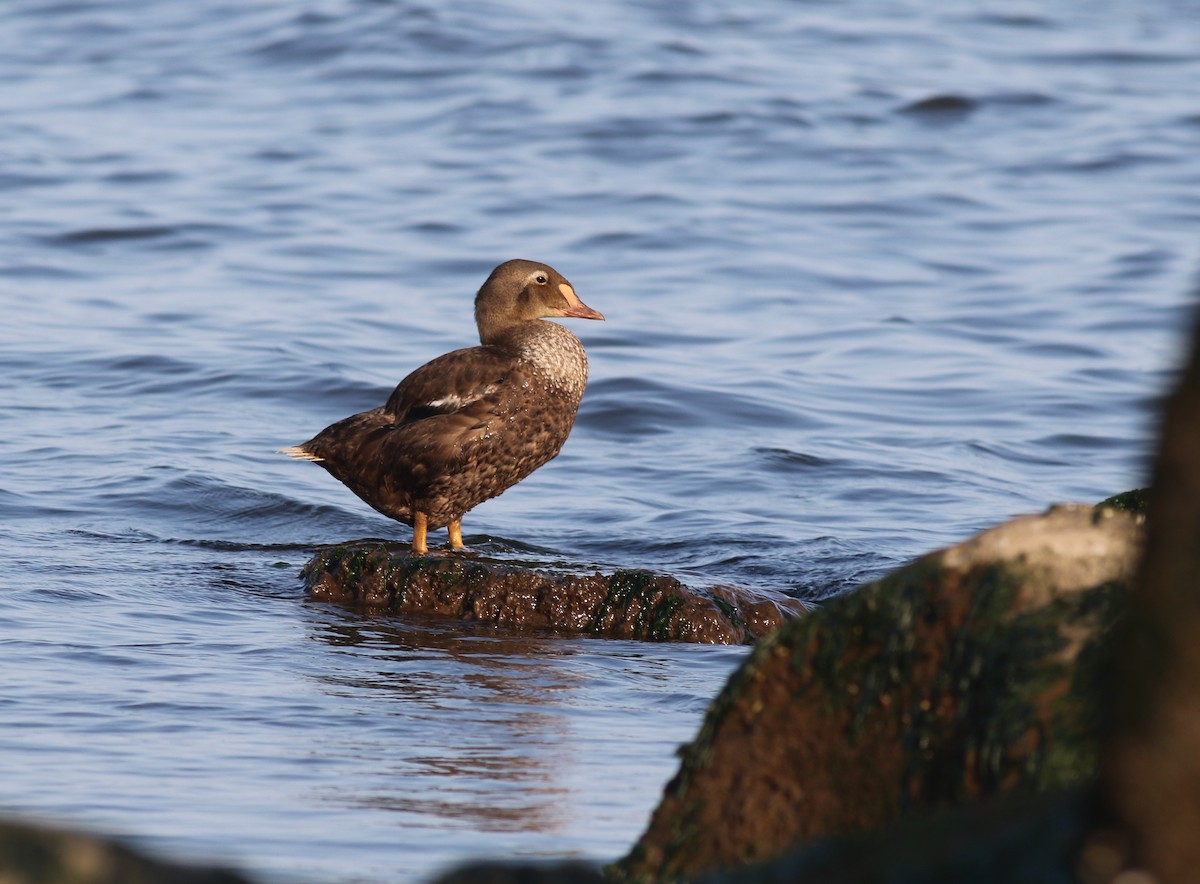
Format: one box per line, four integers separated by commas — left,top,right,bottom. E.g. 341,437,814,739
2,0,1198,881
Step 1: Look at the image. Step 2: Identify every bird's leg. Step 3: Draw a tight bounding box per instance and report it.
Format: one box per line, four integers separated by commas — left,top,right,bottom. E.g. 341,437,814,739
448,519,464,550
412,511,429,555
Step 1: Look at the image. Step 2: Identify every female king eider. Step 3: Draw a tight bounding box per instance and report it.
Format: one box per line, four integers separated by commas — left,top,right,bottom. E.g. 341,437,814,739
281,259,604,554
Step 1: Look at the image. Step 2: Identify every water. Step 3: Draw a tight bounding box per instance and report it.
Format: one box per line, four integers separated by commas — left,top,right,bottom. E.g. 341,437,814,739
2,0,1198,880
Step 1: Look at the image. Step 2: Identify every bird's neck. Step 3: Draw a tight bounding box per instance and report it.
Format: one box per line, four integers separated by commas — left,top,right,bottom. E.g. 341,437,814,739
487,321,589,399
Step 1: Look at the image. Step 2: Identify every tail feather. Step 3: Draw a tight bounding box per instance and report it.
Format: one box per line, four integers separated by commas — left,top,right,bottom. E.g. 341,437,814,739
278,444,324,463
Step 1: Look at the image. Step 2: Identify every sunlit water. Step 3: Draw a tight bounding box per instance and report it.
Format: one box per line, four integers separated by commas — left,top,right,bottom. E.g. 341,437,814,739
1,1,1198,881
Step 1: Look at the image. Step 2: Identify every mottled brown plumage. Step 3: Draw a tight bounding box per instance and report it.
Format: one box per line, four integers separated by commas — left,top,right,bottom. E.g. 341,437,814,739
281,259,603,554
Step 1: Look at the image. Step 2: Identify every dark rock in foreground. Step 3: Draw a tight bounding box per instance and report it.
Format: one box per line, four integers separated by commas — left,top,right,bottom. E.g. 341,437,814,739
440,789,1094,884
611,504,1141,882
0,819,251,884
435,860,606,884
1106,304,1200,882
302,545,809,645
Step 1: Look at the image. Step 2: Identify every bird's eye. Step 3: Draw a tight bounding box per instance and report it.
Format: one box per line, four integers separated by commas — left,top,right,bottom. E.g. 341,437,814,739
535,274,548,285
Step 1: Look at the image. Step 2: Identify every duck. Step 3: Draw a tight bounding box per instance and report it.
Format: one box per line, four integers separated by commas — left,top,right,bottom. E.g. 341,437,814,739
280,259,604,555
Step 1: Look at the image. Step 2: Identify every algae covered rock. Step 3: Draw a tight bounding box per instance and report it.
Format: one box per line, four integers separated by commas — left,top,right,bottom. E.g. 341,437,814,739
302,546,808,645
611,504,1140,882
1095,488,1149,516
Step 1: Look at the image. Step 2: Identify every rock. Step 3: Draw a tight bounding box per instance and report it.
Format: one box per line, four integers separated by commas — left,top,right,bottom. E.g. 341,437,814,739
436,790,1096,884
1106,307,1200,882
434,861,605,884
704,788,1095,884
0,819,253,884
302,546,809,645
610,504,1140,882
898,94,978,119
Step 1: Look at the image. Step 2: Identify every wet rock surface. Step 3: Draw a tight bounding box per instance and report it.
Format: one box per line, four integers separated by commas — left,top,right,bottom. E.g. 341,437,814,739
610,504,1141,882
302,545,809,645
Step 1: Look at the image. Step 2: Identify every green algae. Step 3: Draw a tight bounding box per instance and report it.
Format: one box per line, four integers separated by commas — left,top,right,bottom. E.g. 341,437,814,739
710,595,749,637
589,570,689,641
1096,488,1149,515
802,560,1124,805
303,544,410,608
650,594,688,642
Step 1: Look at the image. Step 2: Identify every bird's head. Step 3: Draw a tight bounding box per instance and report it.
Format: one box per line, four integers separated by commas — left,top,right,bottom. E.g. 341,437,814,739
475,259,604,343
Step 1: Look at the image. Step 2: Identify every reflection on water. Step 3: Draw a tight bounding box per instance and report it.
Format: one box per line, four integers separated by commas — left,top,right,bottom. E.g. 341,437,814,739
314,620,582,834
300,611,749,868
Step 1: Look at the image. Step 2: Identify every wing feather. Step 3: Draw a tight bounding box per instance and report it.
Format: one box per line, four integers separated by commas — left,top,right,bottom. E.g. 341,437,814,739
384,345,513,423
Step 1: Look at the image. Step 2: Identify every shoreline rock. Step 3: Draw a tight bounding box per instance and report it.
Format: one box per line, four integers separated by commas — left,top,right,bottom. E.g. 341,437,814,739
302,545,809,645
0,819,252,884
609,503,1141,882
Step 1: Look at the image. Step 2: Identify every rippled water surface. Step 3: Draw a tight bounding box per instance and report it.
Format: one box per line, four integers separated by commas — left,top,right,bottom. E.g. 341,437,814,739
2,0,1198,881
